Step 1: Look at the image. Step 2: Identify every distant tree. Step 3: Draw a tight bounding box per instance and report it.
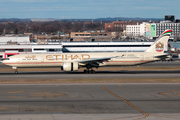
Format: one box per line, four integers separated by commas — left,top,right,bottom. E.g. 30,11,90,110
85,22,102,30
5,23,17,32
0,25,4,34
14,28,19,34
62,22,72,33
72,22,83,32
16,22,26,33
0,21,106,34
30,22,41,33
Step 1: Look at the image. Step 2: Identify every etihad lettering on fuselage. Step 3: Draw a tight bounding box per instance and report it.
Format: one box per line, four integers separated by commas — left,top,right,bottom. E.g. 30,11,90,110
46,54,90,61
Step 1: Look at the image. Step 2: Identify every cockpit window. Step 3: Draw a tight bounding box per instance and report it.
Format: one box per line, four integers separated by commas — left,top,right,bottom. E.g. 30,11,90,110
5,58,10,60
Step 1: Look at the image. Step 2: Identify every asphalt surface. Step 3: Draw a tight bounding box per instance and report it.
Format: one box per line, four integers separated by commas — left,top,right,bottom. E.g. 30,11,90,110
0,61,180,80
0,71,180,80
0,62,180,120
0,84,180,120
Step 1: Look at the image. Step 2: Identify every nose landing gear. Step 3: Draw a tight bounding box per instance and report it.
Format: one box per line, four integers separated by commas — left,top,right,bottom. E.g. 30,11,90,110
12,67,18,74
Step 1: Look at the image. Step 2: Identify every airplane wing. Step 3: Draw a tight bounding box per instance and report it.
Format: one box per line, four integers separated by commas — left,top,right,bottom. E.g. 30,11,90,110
154,54,171,59
78,56,116,66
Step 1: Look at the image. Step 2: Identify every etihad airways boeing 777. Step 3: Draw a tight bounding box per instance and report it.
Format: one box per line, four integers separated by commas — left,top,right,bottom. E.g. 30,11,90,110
2,30,172,73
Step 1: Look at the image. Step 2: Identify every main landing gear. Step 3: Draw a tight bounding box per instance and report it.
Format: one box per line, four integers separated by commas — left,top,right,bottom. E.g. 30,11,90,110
84,64,96,74
83,69,95,74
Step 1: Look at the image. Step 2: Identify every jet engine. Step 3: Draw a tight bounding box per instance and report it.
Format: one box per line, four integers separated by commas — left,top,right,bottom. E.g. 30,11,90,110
61,62,79,71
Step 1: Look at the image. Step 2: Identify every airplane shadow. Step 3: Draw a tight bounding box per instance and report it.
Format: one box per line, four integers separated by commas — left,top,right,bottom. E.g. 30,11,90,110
0,70,180,75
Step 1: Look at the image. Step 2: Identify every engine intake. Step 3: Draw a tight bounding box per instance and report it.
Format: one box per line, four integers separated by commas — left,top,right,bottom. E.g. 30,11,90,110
62,62,79,71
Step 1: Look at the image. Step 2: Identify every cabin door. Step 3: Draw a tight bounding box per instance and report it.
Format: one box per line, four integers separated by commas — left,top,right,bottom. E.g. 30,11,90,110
41,56,44,62
140,55,144,61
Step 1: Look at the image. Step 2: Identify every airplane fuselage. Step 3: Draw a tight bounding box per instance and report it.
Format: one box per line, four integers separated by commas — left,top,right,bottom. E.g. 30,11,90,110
3,52,165,68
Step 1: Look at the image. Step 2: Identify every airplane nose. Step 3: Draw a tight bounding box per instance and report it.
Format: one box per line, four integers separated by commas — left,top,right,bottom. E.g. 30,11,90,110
1,60,6,64
1,58,10,64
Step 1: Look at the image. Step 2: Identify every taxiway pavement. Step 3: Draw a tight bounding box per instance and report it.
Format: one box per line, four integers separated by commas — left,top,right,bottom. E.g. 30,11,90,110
0,62,180,119
0,70,180,80
0,62,180,80
0,84,180,120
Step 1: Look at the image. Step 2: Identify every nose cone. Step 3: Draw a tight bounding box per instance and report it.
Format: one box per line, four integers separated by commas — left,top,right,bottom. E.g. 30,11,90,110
1,58,10,65
2,60,7,64
0,60,3,64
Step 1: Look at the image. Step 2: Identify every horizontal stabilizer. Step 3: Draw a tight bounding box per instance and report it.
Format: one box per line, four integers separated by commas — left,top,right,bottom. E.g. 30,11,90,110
154,54,171,59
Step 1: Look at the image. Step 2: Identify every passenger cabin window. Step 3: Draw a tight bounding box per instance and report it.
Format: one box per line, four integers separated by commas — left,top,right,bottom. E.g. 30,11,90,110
34,49,44,51
19,49,24,52
49,49,55,51
0,49,5,52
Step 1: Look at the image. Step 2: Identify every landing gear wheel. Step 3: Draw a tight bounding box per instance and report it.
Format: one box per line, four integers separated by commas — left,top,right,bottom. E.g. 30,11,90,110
15,70,18,74
91,70,95,73
84,69,88,73
83,69,95,74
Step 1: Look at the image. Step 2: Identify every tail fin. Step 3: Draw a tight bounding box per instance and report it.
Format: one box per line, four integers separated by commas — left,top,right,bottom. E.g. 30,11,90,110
146,30,172,53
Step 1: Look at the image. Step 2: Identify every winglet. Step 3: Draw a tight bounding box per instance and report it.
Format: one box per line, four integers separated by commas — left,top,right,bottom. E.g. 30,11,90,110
146,30,172,53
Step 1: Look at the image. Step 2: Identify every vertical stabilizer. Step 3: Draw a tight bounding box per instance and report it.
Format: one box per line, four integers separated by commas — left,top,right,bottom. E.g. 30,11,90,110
146,30,172,53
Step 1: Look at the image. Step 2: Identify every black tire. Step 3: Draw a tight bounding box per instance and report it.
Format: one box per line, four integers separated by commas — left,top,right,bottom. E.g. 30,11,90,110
84,70,88,73
91,70,95,74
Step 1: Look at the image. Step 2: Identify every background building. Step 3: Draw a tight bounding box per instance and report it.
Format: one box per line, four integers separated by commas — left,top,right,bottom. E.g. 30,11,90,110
0,35,30,45
105,21,138,32
126,21,180,40
155,21,180,39
0,45,32,59
70,31,111,41
126,22,151,39
165,15,175,22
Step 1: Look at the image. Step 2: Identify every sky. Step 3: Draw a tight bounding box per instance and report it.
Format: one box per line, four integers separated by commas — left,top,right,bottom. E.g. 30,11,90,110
0,0,179,19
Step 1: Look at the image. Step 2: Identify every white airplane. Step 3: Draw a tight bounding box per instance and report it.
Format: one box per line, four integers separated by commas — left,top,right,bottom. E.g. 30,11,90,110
2,30,172,73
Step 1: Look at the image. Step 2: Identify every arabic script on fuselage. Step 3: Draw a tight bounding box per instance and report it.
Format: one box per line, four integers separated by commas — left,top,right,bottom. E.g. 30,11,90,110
25,55,36,59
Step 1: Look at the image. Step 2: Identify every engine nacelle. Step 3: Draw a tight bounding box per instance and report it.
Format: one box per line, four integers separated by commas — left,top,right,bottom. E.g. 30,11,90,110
62,62,79,71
